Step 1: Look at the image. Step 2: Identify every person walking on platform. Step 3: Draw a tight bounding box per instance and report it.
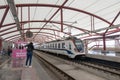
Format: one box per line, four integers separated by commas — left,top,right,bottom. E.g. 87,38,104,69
7,46,12,57
25,42,34,68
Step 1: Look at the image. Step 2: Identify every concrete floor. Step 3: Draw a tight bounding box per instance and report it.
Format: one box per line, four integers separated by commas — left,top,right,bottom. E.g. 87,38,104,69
0,54,108,80
0,56,60,80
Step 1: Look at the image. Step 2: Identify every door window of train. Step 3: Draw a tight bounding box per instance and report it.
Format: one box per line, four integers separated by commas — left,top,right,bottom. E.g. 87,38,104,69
48,44,50,48
53,44,54,48
62,43,65,48
48,44,49,48
50,44,52,48
55,43,57,48
69,43,71,50
58,43,60,48
75,40,84,51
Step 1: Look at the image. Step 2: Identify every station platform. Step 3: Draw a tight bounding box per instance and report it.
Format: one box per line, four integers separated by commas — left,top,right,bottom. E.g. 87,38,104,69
0,53,108,80
0,56,55,80
85,53,120,63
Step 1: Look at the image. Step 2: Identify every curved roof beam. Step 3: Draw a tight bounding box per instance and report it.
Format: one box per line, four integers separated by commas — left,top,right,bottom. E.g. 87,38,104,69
1,20,101,35
0,28,69,36
33,0,68,39
8,34,54,42
7,34,56,41
4,32,61,40
2,20,120,37
6,34,56,41
0,4,112,25
0,6,9,28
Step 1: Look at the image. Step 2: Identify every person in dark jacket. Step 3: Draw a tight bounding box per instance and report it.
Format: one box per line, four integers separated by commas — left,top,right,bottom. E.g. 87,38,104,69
8,46,12,57
25,42,34,67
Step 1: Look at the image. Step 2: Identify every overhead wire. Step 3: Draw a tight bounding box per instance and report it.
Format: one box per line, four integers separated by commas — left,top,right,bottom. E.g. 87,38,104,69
63,0,120,30
52,0,75,21
68,0,99,20
3,0,15,24
68,0,120,37
49,0,75,36
72,1,120,34
2,0,120,41
35,0,60,41
33,0,69,41
80,14,120,33
36,0,60,30
78,8,120,27
44,0,60,19
30,0,39,27
2,0,17,37
77,1,120,21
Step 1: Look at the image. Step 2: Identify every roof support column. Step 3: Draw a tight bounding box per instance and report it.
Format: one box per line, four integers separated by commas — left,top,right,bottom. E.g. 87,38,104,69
103,34,106,51
28,6,30,30
21,7,23,30
60,8,63,32
21,7,25,41
90,16,95,35
102,11,120,51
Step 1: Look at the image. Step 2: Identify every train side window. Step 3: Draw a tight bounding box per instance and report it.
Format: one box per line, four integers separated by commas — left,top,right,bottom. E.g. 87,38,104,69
48,44,49,48
55,43,57,48
69,43,71,50
62,43,65,48
50,44,52,48
58,43,60,48
47,44,49,48
51,44,52,48
53,44,54,48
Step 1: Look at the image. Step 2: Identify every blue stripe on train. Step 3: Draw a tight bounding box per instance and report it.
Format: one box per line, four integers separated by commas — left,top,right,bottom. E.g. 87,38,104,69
42,48,73,54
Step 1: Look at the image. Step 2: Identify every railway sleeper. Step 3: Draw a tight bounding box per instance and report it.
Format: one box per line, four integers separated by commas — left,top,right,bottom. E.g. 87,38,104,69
34,53,75,80
65,60,120,80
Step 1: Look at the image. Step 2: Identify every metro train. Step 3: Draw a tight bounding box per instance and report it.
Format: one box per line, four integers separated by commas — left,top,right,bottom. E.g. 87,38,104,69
36,37,85,58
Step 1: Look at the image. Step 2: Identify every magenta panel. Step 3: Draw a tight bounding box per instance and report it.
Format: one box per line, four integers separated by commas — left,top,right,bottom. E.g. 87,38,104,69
12,49,26,58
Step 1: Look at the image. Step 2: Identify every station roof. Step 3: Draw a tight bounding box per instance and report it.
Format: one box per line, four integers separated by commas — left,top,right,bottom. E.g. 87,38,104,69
0,0,120,43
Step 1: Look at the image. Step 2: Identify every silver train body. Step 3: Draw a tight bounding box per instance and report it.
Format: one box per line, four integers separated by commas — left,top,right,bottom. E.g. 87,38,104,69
37,37,85,58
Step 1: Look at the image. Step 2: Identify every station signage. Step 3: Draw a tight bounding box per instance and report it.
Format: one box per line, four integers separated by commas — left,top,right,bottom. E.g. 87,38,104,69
12,40,27,58
12,49,26,58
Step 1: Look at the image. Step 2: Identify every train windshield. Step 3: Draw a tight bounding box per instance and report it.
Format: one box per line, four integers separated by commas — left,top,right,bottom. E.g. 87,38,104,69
75,40,84,52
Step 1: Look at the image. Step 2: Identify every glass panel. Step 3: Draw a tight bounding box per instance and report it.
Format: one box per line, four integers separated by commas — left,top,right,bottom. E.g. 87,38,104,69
62,43,65,48
75,40,84,52
58,43,60,49
69,43,71,50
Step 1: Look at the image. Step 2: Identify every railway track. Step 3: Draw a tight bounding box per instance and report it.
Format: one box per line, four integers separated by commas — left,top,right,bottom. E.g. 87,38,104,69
59,55,120,80
34,51,76,80
35,50,120,80
77,57,120,74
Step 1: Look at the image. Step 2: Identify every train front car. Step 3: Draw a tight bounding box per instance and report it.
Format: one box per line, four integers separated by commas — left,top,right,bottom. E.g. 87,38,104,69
72,38,85,58
74,39,84,52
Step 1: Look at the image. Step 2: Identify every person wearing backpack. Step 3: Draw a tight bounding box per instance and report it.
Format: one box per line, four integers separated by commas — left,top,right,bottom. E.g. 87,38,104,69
25,42,34,68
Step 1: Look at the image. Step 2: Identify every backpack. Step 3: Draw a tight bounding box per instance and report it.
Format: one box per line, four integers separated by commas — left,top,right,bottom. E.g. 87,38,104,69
27,45,32,52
